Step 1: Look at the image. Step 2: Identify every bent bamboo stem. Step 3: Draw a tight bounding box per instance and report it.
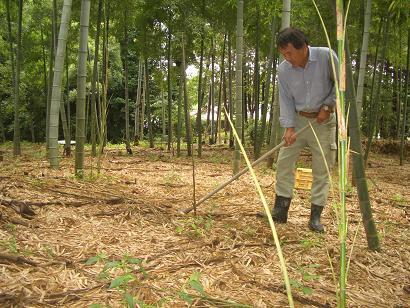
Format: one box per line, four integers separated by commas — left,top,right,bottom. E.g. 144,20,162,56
182,124,310,214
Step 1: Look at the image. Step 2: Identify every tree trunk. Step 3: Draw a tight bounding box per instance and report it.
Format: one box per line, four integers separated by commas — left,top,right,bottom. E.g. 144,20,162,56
161,72,166,145
65,50,71,155
49,0,72,168
140,61,146,142
134,58,143,143
159,53,165,146
84,49,91,143
181,33,192,156
146,59,154,148
345,35,380,251
123,11,132,154
46,8,55,151
90,0,103,156
59,63,71,156
40,25,48,119
253,6,261,158
260,14,277,164
58,47,71,156
210,38,215,145
74,0,91,177
13,0,23,156
0,116,5,143
400,29,410,166
216,34,226,145
396,30,403,140
228,34,234,148
167,29,173,151
393,64,399,139
364,17,389,163
267,0,290,167
356,0,372,121
233,0,244,174
97,0,109,167
6,0,16,145
176,64,182,157
196,32,205,157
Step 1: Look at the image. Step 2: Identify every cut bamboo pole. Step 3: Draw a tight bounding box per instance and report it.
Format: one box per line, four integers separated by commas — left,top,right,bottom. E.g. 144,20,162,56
181,123,310,214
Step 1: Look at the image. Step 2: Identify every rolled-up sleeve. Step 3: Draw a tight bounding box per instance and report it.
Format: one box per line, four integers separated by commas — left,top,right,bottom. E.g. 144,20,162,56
322,50,339,107
278,72,296,128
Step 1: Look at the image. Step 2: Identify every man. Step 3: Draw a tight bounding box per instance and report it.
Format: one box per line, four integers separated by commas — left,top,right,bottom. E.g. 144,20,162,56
272,27,338,233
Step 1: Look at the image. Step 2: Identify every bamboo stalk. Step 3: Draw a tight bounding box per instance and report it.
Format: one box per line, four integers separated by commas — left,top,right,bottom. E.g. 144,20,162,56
181,124,310,214
312,1,350,306
336,1,348,306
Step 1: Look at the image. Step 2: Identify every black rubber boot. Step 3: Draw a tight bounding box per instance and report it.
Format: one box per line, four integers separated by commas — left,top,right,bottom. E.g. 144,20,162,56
271,195,291,223
309,204,324,233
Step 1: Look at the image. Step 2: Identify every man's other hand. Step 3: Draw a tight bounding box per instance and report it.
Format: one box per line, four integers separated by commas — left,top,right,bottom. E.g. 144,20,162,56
317,108,330,124
284,127,296,146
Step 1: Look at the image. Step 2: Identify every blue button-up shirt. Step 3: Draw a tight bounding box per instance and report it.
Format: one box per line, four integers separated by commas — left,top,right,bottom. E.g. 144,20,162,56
277,46,338,128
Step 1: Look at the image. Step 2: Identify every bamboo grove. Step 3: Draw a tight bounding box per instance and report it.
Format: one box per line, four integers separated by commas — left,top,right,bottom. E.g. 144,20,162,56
0,1,409,306
0,0,408,166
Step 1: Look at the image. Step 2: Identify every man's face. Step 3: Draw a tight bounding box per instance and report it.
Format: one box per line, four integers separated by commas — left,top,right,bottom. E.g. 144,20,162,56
279,43,308,68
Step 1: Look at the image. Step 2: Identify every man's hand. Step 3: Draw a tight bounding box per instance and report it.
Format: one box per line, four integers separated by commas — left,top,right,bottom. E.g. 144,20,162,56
317,107,331,124
284,127,296,146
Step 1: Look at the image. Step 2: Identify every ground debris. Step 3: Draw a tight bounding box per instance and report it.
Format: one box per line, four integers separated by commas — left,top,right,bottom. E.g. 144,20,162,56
0,145,409,307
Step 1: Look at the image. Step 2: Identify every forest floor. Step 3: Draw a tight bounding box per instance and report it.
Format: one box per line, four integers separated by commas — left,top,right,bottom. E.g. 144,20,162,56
0,141,409,307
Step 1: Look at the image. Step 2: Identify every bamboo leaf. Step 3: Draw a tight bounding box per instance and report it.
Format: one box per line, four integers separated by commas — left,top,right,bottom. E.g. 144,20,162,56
189,271,205,295
301,286,313,296
124,293,136,308
189,280,205,295
178,291,194,304
127,258,142,264
104,260,120,270
85,256,100,265
109,274,135,289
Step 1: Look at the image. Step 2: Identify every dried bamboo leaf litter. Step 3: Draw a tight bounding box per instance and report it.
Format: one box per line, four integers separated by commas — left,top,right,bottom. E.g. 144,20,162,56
0,144,409,307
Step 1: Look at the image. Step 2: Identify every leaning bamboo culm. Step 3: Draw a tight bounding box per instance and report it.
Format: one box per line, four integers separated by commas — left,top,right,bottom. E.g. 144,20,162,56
224,107,294,307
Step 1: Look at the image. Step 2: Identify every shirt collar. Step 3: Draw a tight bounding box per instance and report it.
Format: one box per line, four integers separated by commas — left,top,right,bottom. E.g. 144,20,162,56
307,46,318,62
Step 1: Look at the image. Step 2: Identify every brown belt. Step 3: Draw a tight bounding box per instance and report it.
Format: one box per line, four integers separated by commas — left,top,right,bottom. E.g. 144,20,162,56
298,111,318,118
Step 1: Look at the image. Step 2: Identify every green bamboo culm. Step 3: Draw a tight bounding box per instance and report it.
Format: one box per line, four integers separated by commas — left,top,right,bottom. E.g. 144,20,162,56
233,0,244,174
336,1,348,306
74,0,91,178
48,0,73,168
224,107,294,308
311,0,349,306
